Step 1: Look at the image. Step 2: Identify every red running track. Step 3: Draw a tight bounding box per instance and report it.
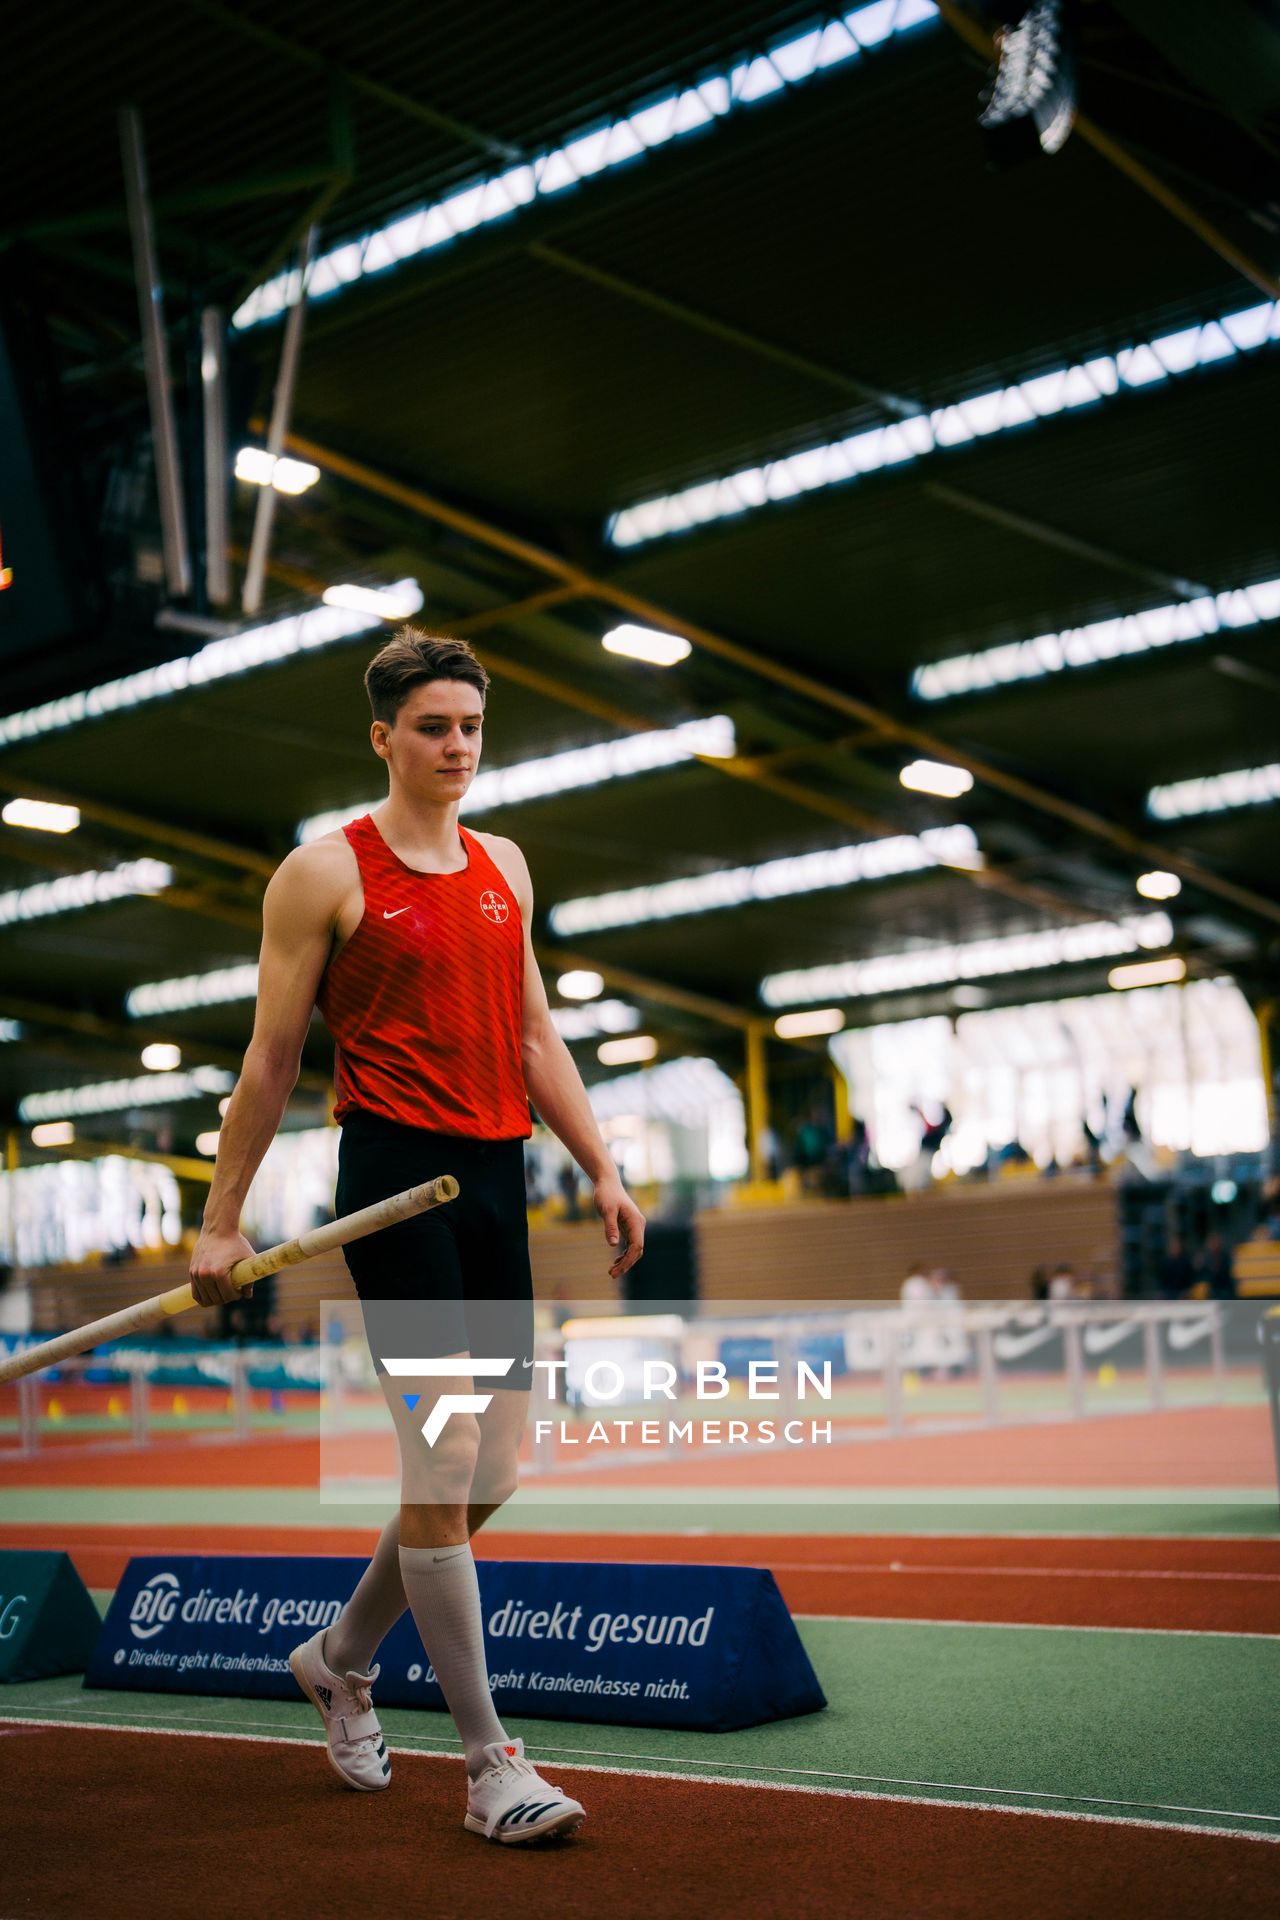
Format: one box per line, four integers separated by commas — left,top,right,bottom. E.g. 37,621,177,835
3,1523,1277,1634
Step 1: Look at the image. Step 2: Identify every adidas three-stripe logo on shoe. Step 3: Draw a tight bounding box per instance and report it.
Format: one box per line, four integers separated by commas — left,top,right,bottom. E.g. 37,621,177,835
288,1628,392,1792
464,1739,586,1844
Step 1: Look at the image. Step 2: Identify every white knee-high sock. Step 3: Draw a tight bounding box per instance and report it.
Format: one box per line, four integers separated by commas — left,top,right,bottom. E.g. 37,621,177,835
323,1513,407,1675
398,1542,508,1775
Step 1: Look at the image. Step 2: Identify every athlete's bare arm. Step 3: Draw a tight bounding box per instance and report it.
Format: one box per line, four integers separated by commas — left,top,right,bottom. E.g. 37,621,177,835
480,833,645,1280
189,836,354,1305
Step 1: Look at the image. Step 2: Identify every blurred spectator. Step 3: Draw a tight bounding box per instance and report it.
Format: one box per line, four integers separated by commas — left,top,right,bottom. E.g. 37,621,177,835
557,1163,583,1222
900,1261,935,1305
1047,1262,1078,1300
1160,1236,1194,1297
1029,1264,1049,1301
931,1266,960,1303
1193,1232,1235,1299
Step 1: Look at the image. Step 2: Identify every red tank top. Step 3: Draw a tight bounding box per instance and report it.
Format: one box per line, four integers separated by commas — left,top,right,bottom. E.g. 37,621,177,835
316,815,531,1138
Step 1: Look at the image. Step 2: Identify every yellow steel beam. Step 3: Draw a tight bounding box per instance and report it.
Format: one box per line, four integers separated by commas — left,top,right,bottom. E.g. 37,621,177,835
281,428,1280,929
744,1021,770,1183
0,992,332,1097
23,1136,217,1183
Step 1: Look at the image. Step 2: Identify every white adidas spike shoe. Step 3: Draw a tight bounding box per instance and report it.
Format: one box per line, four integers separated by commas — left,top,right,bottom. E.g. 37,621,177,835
464,1739,586,1845
288,1629,391,1792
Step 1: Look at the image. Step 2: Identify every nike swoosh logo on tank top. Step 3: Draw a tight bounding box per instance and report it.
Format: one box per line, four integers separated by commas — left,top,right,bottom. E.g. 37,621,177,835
315,817,532,1138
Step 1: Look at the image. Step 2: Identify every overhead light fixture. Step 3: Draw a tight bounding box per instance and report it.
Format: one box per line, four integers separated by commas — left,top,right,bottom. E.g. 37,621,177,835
18,1066,235,1123
2,798,80,834
141,1043,182,1072
899,759,974,798
608,304,1280,550
557,970,604,1000
549,825,978,936
195,1130,221,1156
234,447,321,494
1148,761,1280,821
550,1000,641,1042
0,1020,22,1042
1108,956,1186,991
296,716,736,842
774,1008,845,1039
913,576,1280,703
322,579,425,620
1136,871,1181,901
978,0,1076,163
231,4,940,333
0,860,172,928
598,1034,659,1066
218,1096,233,1117
31,1122,76,1149
0,605,383,753
760,912,1172,1006
602,625,691,667
127,963,259,1018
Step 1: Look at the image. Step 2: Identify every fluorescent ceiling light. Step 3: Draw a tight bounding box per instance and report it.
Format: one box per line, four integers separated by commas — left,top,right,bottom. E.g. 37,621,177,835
127,963,260,1018
2,798,80,833
231,4,939,333
608,303,1280,549
195,1130,221,1156
552,1000,641,1042
234,447,321,494
1148,761,1280,821
549,825,979,936
899,759,973,797
557,970,604,1000
0,1020,22,1042
0,606,382,752
0,860,172,928
774,1008,846,1038
31,1122,76,1149
602,624,692,667
296,716,736,843
140,1043,182,1072
19,1067,235,1123
1109,955,1186,991
913,576,1280,703
1136,871,1181,901
598,1034,659,1066
760,912,1173,1006
322,579,425,619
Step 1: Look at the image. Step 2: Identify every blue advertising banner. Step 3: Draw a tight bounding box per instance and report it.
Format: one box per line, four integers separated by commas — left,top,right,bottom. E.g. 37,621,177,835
87,1554,825,1733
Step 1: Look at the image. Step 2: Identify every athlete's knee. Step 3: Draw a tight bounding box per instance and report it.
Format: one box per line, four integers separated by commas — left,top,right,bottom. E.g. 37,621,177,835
400,1408,480,1498
475,1448,519,1509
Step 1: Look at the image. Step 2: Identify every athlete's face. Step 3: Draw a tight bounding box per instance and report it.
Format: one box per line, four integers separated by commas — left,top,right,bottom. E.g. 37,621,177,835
374,679,484,802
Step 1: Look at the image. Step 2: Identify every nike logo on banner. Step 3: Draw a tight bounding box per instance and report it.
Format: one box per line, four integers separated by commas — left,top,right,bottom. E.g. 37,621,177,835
1167,1317,1215,1351
1082,1321,1142,1356
383,907,410,919
993,1321,1058,1361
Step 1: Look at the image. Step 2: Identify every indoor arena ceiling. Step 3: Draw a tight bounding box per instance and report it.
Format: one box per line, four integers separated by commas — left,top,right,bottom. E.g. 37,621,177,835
1,0,1278,1154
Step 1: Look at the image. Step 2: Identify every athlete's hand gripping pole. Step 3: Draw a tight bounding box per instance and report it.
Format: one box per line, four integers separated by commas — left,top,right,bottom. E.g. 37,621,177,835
0,1176,460,1385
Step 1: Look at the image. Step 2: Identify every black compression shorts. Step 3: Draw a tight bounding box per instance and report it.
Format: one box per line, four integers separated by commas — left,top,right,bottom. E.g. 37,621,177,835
335,1109,534,1390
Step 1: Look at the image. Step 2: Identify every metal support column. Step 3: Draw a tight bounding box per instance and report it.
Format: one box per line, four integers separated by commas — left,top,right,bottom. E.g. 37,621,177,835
130,1359,151,1446
1063,1318,1086,1418
17,1373,40,1453
200,308,231,606
1143,1317,1165,1412
745,1021,770,1184
119,108,191,599
242,224,317,615
977,1323,1001,1426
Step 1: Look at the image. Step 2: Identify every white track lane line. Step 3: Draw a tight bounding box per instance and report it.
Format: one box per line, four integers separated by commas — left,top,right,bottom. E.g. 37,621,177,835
4,1713,1277,1844
794,1611,1280,1638
768,1561,1280,1581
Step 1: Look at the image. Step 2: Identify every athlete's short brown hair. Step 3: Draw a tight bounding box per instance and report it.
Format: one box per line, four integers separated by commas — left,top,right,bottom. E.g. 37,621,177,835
364,627,490,724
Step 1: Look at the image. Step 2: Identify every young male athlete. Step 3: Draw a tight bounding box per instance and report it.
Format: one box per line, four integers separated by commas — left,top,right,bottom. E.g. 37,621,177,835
191,629,645,1844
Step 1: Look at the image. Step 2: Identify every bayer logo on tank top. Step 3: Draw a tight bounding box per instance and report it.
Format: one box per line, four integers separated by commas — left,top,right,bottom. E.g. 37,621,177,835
480,890,509,924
